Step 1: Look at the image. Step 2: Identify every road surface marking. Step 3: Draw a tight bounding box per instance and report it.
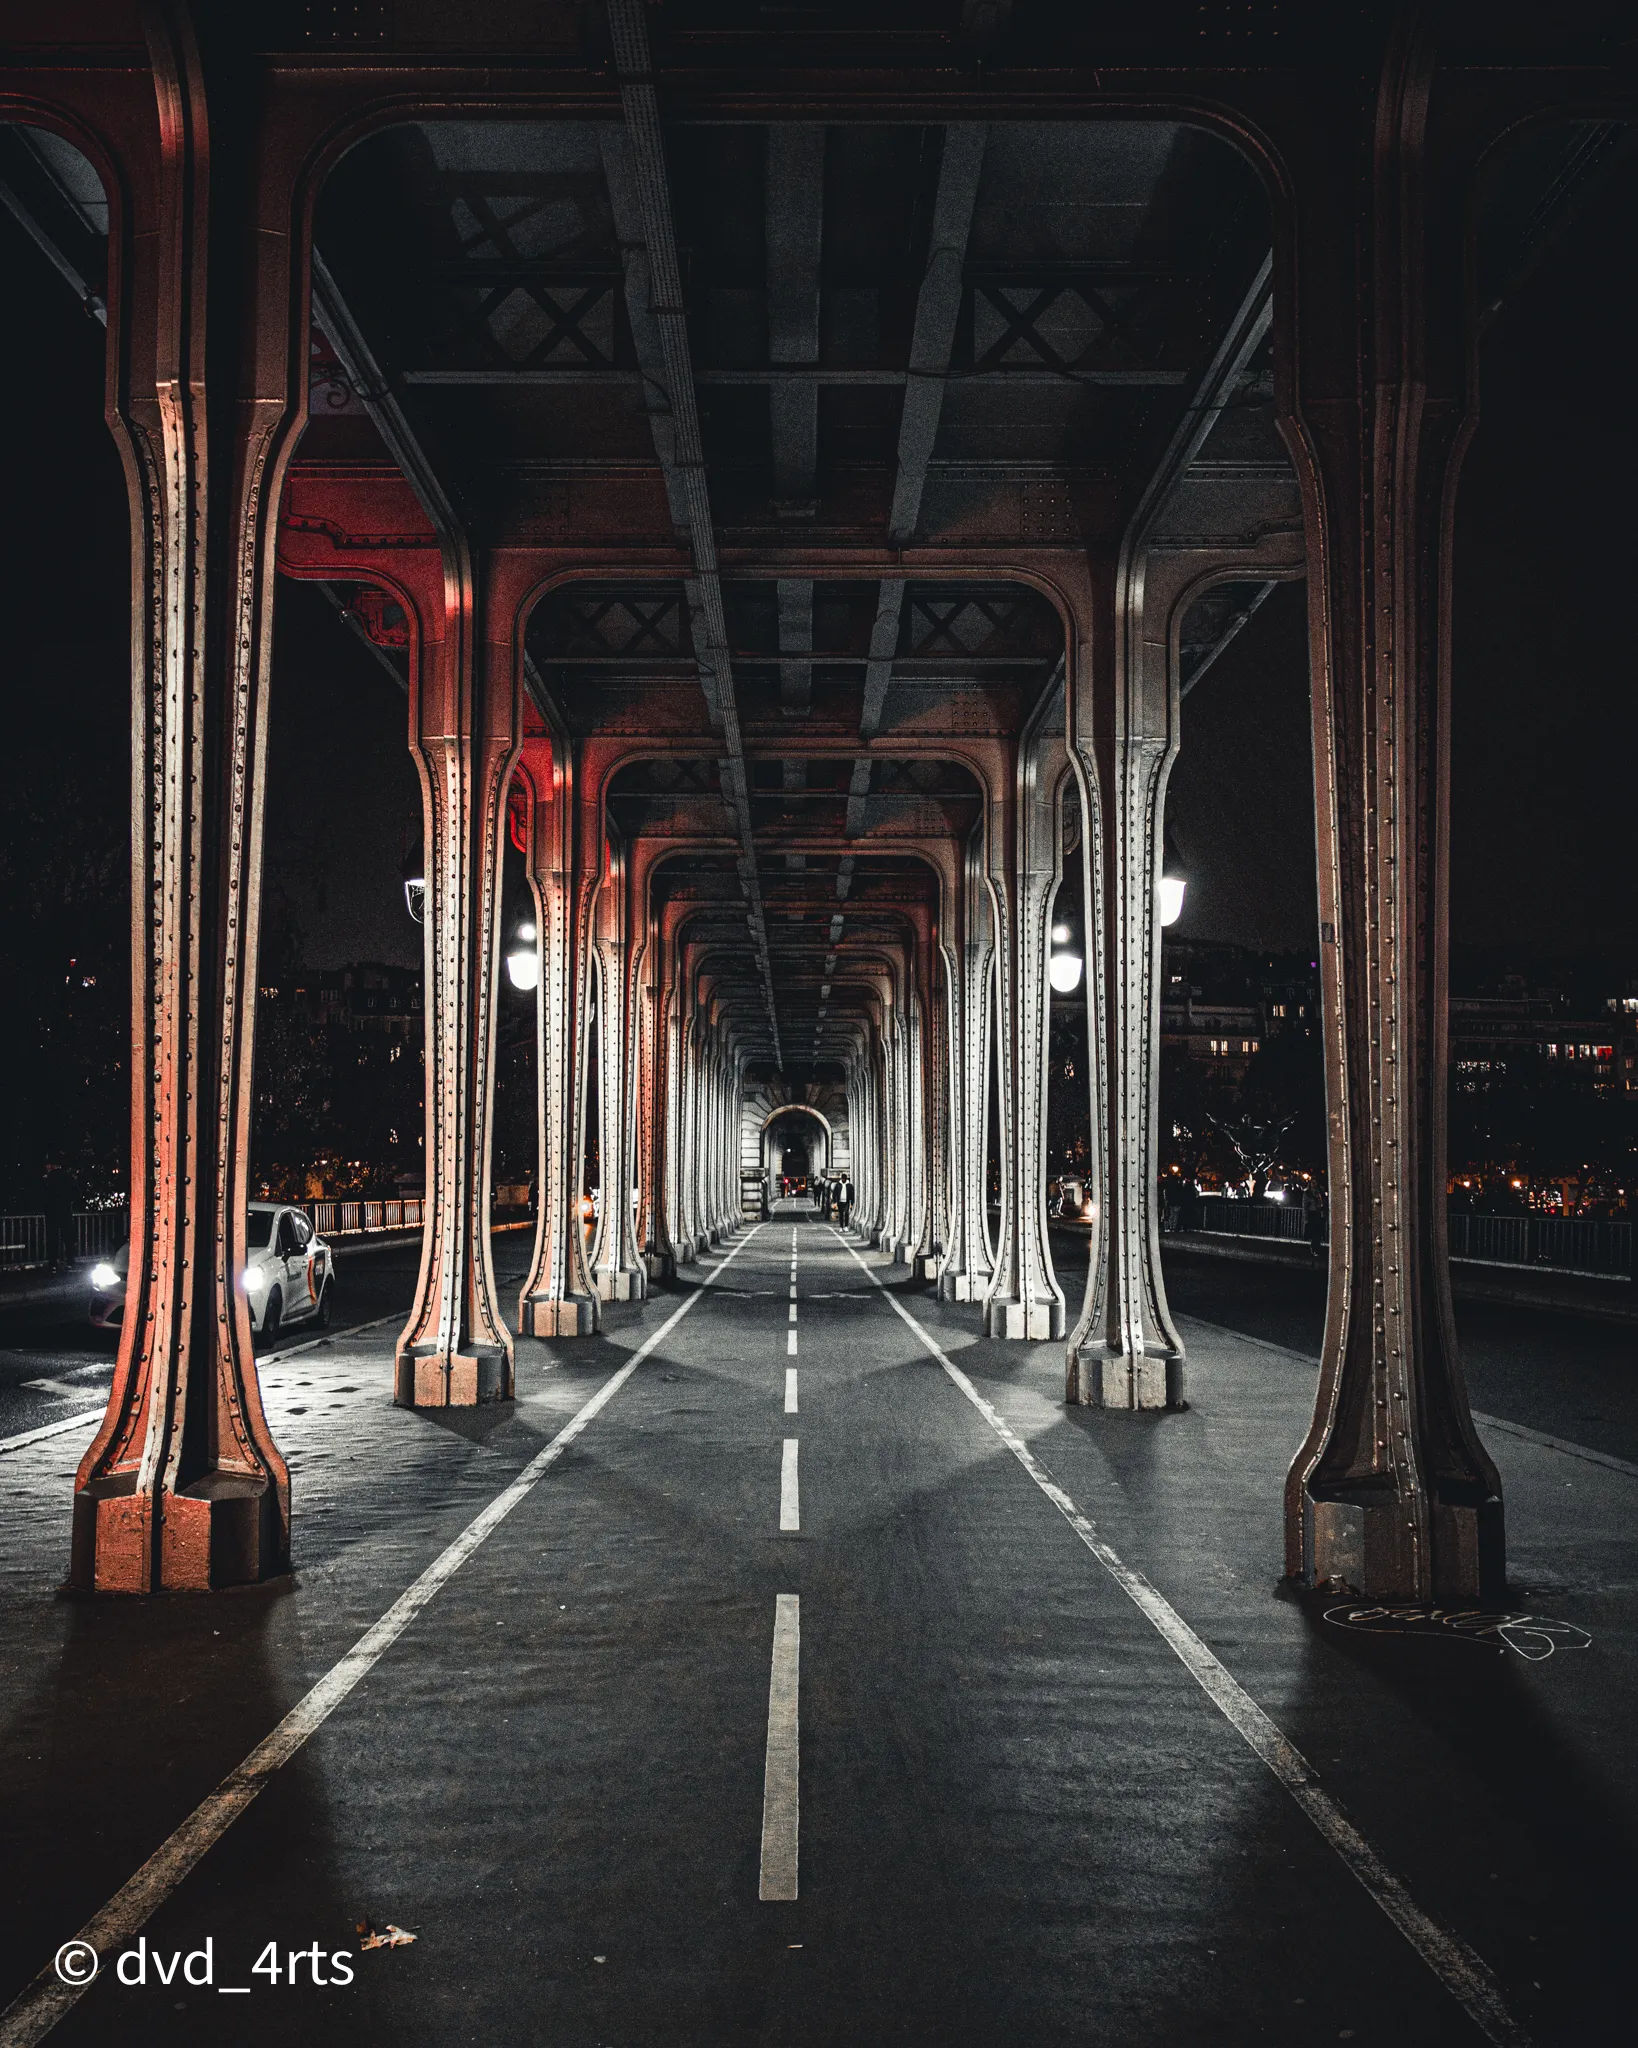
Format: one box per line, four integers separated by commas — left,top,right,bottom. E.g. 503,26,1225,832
785,1369,798,1415
787,1329,798,1357
0,1227,765,2048
780,1438,800,1531
758,1594,801,1901
832,1230,1532,2048
0,1410,101,1456
788,1303,797,1323
789,1285,797,1300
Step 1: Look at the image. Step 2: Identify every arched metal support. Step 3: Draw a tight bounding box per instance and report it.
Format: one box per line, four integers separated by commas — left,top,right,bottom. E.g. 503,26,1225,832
985,702,1067,1340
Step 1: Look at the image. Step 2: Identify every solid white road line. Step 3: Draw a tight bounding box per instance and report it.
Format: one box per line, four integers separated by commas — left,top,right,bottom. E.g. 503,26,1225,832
0,1409,101,1455
1176,1311,1638,1484
0,1225,765,2048
787,1329,798,1357
758,1593,801,1902
831,1230,1532,2048
785,1369,798,1415
780,1437,800,1531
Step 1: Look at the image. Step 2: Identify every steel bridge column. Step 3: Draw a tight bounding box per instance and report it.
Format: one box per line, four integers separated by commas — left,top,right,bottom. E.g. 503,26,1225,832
676,1009,701,1261
392,561,518,1406
73,25,299,1588
1064,555,1183,1408
1282,25,1503,1602
907,992,936,1275
941,850,995,1301
517,738,601,1339
918,953,952,1283
984,737,1067,1340
591,847,647,1302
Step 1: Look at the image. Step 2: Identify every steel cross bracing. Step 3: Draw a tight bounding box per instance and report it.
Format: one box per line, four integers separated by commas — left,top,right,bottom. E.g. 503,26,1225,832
18,5,1593,1623
606,0,782,1066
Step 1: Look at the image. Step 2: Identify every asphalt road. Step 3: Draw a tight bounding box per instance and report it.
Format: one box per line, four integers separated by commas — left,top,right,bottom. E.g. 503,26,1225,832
0,1219,1626,2047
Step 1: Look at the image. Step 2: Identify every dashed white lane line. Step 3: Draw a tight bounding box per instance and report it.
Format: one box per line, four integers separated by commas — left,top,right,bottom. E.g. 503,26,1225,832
780,1437,800,1531
758,1593,801,1901
787,1329,798,1357
830,1229,1532,2048
788,1304,798,1323
0,1227,766,2048
785,1369,799,1415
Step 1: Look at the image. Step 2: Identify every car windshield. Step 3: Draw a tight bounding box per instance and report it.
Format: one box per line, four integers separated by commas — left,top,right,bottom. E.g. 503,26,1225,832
245,1209,276,1250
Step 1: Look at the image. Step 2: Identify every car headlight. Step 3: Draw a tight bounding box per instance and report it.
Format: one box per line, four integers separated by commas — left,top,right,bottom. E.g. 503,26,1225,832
90,1262,120,1290
242,1264,269,1293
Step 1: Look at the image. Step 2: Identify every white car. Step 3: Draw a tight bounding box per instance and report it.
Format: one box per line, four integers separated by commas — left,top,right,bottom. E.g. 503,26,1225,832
88,1204,333,1340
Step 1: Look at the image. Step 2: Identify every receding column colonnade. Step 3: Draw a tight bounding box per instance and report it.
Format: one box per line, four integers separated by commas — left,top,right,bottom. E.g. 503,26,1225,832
13,2,1608,1614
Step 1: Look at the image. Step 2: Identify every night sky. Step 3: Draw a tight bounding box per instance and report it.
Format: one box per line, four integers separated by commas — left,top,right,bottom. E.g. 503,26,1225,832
3,133,1636,984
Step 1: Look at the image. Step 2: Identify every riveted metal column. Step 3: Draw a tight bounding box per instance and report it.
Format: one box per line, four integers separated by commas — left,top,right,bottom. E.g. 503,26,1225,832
985,727,1067,1341
591,842,647,1302
639,900,676,1283
915,974,945,1281
394,552,518,1407
906,990,934,1273
1066,558,1184,1408
73,12,299,1589
883,1008,906,1258
1283,24,1503,1602
942,842,995,1302
517,733,600,1338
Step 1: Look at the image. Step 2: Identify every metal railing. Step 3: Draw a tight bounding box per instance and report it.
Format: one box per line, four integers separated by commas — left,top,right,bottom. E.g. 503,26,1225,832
1188,1198,1632,1279
0,1216,45,1269
1192,1198,1308,1243
305,1198,425,1238
0,1198,426,1272
75,1209,129,1259
1447,1210,1631,1279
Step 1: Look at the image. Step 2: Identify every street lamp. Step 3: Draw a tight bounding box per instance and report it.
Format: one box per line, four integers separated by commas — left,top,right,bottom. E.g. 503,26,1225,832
401,840,425,924
506,919,540,992
1048,919,1083,994
1158,827,1187,928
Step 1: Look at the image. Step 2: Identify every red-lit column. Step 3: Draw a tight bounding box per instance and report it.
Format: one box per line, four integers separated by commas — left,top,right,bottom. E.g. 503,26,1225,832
72,9,304,1588
392,556,518,1404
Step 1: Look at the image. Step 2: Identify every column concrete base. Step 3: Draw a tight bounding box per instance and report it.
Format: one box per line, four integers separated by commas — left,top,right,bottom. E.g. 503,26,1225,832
71,1472,288,1593
644,1251,676,1283
944,1268,993,1303
985,1297,1065,1341
394,1344,512,1407
1066,1347,1181,1410
917,1254,941,1283
1297,1488,1505,1604
596,1268,648,1302
518,1294,600,1339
